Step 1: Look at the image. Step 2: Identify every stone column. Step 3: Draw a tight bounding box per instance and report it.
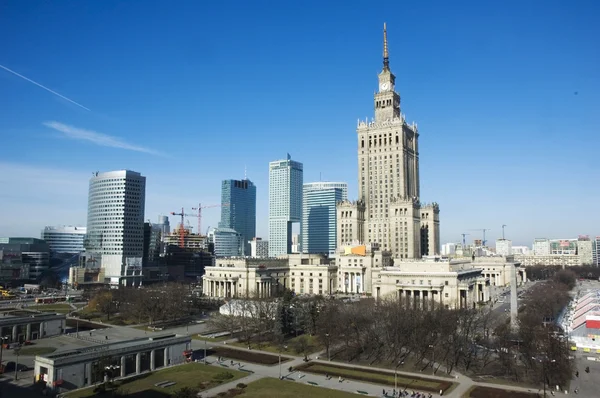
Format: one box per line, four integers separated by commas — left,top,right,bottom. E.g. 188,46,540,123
120,356,126,377
86,362,92,385
135,353,141,374
26,323,31,340
12,325,17,342
39,323,44,339
150,350,155,371
164,347,169,367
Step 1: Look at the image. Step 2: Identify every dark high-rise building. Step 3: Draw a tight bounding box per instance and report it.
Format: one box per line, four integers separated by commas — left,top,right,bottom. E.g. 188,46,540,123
0,237,49,281
219,179,256,255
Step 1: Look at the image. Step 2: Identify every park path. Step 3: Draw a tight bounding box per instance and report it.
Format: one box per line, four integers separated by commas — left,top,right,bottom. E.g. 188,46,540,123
194,339,549,397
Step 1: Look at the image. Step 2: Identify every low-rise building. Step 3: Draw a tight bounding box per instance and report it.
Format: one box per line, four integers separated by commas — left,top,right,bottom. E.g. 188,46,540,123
470,256,527,286
0,313,65,343
202,254,336,298
514,254,581,267
373,258,490,309
203,246,507,310
34,334,191,392
68,265,105,289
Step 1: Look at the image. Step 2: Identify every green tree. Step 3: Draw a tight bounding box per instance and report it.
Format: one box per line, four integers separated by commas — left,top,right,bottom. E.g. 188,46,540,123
89,290,116,320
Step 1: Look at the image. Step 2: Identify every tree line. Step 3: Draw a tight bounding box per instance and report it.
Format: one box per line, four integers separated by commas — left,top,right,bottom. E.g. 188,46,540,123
81,283,217,326
209,271,576,389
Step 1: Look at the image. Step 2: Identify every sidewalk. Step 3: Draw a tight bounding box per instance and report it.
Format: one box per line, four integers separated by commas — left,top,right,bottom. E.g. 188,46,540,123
196,342,543,398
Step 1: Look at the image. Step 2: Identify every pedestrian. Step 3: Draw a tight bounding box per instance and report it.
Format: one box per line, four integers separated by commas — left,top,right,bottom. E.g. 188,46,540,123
383,389,386,396
339,376,342,383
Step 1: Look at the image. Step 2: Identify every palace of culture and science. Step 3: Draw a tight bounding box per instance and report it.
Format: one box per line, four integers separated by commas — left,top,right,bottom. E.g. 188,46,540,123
337,23,440,259
202,25,525,308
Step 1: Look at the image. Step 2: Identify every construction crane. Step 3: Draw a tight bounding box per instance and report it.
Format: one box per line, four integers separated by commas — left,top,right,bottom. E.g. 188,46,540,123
468,228,491,247
170,207,187,248
460,233,470,246
191,203,229,235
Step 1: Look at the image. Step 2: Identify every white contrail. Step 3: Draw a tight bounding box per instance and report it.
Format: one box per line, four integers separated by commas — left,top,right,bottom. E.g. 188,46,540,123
0,63,90,111
44,121,165,156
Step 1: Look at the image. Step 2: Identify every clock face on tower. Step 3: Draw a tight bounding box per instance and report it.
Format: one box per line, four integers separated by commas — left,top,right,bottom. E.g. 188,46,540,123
380,82,389,91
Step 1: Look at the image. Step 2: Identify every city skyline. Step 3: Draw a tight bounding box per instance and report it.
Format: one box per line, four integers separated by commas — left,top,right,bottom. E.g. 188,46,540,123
1,1,599,246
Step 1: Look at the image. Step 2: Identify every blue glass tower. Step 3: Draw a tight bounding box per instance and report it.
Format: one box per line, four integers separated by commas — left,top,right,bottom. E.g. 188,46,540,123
301,182,348,256
219,179,256,255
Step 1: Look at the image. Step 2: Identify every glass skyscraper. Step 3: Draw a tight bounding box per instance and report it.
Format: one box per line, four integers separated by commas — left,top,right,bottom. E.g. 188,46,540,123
301,182,348,256
219,179,256,255
269,155,303,257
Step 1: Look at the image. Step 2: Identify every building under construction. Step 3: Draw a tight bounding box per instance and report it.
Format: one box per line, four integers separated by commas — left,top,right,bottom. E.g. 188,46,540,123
161,225,214,282
163,227,208,250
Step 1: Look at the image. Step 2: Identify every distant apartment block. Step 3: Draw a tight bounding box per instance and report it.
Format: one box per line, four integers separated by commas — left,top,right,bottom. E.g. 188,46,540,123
441,243,457,256
495,239,512,256
577,236,594,266
219,179,256,255
533,239,550,256
41,226,86,254
249,238,268,258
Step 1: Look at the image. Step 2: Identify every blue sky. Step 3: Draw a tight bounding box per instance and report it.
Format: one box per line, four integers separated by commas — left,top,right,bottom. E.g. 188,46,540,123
0,0,598,247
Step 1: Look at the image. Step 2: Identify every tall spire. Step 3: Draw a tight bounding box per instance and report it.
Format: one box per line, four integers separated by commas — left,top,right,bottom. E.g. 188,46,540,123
383,22,389,71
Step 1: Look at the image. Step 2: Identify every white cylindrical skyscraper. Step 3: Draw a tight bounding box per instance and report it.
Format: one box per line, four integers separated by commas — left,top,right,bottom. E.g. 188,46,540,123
85,170,146,287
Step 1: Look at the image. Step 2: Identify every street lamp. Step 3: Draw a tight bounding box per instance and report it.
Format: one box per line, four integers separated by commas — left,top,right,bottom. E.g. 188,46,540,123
532,357,556,397
394,360,404,393
429,344,435,374
325,333,330,361
14,347,21,381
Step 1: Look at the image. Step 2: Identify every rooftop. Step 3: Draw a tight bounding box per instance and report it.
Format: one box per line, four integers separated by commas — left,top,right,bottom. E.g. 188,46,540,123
38,334,191,365
0,313,65,327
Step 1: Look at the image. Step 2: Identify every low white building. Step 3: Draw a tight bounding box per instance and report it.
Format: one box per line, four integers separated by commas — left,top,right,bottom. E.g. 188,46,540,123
0,313,65,343
441,243,457,256
511,246,530,255
35,334,191,392
514,254,581,267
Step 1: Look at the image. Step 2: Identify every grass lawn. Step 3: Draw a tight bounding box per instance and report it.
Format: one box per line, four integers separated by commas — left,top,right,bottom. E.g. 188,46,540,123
18,346,57,356
296,362,454,393
464,386,539,398
66,362,246,397
28,304,73,313
239,377,364,397
231,334,324,355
